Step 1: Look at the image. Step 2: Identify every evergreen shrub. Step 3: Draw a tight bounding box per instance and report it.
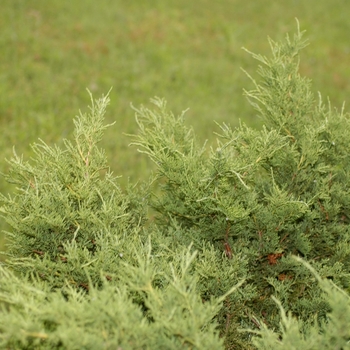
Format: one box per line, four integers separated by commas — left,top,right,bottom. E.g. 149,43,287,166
1,23,350,349
0,92,244,349
130,22,350,348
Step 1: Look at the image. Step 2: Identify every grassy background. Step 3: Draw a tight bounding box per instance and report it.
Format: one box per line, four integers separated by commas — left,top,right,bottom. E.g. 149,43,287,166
1,0,350,255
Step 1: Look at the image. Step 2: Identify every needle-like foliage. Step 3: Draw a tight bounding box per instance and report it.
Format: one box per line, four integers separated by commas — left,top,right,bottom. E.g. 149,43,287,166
0,91,245,350
1,22,350,349
130,21,350,348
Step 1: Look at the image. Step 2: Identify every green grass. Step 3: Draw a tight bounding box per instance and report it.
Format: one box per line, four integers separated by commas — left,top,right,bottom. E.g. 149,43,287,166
1,0,350,255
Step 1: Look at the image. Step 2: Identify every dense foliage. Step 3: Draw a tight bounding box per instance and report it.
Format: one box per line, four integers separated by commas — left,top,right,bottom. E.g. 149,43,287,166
1,24,349,349
131,23,350,347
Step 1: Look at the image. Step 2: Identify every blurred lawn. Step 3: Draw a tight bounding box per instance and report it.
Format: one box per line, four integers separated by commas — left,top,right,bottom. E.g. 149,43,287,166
1,0,350,254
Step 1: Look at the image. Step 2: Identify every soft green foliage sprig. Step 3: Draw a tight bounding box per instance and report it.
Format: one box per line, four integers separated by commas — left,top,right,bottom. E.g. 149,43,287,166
0,249,242,350
0,91,148,287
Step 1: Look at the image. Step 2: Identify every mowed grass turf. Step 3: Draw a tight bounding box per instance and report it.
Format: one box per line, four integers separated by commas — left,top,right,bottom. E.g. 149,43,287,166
1,0,350,254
